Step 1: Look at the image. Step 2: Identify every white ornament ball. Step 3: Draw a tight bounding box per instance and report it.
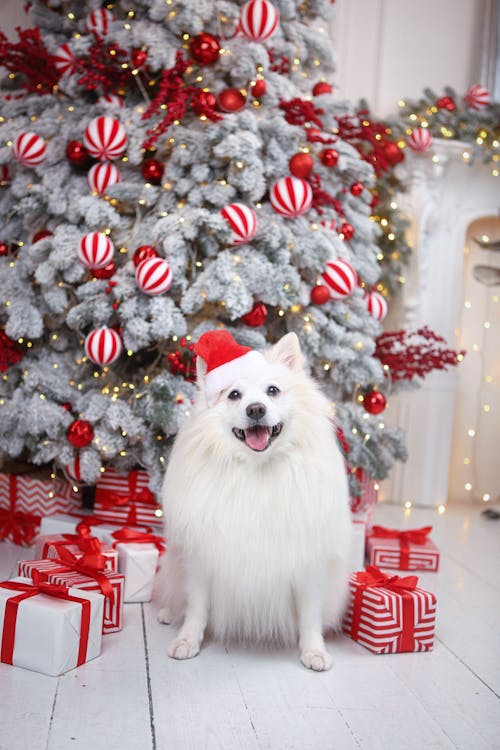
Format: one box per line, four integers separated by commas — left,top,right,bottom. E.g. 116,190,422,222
86,9,115,36
84,326,123,366
83,116,127,161
239,0,280,41
322,258,358,299
407,127,433,152
97,94,124,108
464,84,490,110
12,132,47,166
78,232,115,269
364,291,388,321
220,203,257,245
270,176,313,218
53,44,77,76
87,162,121,195
135,257,173,295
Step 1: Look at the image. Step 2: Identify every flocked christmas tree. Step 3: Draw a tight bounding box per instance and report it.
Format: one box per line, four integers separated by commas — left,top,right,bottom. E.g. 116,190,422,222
0,0,410,495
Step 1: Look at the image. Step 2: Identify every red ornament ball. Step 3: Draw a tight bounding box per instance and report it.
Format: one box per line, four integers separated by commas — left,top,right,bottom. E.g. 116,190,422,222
191,90,217,116
0,243,9,256
32,229,53,243
312,81,332,96
242,301,268,327
189,33,220,66
320,148,339,167
339,223,354,240
310,285,330,305
141,159,164,185
289,152,314,179
66,140,91,168
350,182,364,197
251,79,267,98
93,260,116,279
436,95,456,111
383,142,404,166
218,88,247,113
131,48,148,69
66,419,94,448
61,402,73,412
363,390,386,415
133,245,158,267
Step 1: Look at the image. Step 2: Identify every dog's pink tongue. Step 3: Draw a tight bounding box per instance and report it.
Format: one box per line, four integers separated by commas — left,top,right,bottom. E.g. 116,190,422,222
245,426,270,451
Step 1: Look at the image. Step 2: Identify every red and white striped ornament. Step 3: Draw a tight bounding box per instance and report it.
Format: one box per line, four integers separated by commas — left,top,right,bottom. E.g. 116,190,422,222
270,176,312,218
87,162,121,195
83,116,127,161
364,290,388,321
97,94,124,108
53,44,77,76
64,454,82,483
407,128,433,152
86,8,115,36
239,0,280,41
464,84,490,110
78,232,115,270
135,257,173,295
322,258,358,300
85,326,123,366
12,132,47,166
220,203,257,244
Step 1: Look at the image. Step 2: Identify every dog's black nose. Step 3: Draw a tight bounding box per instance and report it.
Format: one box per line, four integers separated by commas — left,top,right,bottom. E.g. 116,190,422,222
246,402,266,421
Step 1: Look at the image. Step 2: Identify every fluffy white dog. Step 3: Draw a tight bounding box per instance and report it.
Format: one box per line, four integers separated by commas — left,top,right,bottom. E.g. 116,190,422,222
157,330,352,671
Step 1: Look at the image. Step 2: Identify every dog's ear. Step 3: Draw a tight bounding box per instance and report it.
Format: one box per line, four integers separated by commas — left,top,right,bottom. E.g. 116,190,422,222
266,332,304,371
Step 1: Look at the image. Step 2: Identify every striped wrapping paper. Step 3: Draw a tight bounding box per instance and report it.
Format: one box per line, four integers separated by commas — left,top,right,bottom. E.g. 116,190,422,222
93,468,163,527
0,473,81,517
366,526,440,571
18,558,124,634
34,534,118,572
343,568,436,654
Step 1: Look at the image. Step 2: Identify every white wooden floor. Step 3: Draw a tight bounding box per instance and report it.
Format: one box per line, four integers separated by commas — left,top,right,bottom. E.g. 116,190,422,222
1,501,499,750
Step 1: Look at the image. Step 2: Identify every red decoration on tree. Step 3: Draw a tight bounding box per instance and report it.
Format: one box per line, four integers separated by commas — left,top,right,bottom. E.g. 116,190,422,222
270,176,313,217
87,162,121,194
305,127,336,145
12,132,47,166
79,232,115,270
167,337,197,381
66,140,91,168
363,390,386,415
85,326,123,366
279,98,324,128
66,420,94,448
189,33,220,66
407,128,433,152
436,96,456,111
268,49,290,75
218,88,247,112
239,0,280,41
0,243,9,257
383,142,404,166
61,403,73,412
0,28,60,95
312,81,332,96
0,165,11,186
142,158,164,184
75,38,132,95
86,8,115,36
32,229,52,243
374,327,465,383
350,182,364,196
310,285,330,305
339,222,354,240
0,330,25,372
464,84,490,110
83,116,127,161
242,302,268,326
251,79,266,98
131,49,148,69
190,90,218,117
53,44,77,77
93,260,116,279
135,257,173,295
133,245,158,267
289,152,314,179
320,148,339,167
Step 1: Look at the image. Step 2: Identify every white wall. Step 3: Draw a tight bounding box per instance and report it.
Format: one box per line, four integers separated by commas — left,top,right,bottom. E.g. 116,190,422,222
1,0,30,39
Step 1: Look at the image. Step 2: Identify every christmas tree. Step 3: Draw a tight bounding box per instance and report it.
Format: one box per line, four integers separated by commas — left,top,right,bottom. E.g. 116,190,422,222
0,0,408,495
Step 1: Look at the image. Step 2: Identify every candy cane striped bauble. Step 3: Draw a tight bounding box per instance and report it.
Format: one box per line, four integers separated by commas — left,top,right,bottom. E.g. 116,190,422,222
464,84,490,110
97,94,124,108
64,454,82,483
85,326,123,366
220,203,257,244
86,8,115,36
322,258,358,299
407,127,432,152
240,0,280,41
12,132,47,166
53,44,77,76
78,232,115,269
364,291,388,321
87,162,121,194
135,257,173,295
83,116,127,161
270,176,312,218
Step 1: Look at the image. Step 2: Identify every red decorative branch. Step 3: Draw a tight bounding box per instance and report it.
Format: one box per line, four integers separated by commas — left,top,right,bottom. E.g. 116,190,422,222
0,27,59,95
279,97,325,128
75,39,132,94
375,326,465,383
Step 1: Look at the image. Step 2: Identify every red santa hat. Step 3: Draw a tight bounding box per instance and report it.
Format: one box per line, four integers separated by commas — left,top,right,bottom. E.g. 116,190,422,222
195,330,267,404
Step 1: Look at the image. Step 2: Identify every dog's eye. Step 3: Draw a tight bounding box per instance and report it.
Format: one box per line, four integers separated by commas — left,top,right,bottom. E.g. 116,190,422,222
228,389,242,400
267,385,280,397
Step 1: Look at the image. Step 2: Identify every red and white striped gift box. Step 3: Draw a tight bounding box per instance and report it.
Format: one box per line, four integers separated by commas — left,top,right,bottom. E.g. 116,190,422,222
18,558,124,634
0,473,81,517
94,468,163,527
34,533,117,572
343,566,436,654
366,525,439,571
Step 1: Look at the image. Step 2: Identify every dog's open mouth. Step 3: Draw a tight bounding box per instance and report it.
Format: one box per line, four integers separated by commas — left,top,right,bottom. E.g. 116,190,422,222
232,423,283,451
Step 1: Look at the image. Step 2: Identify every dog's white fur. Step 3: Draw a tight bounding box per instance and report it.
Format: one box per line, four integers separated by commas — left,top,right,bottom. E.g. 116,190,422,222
157,332,352,671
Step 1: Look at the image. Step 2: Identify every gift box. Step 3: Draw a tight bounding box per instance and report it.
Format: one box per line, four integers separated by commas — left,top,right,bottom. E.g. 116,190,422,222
18,556,124,634
34,532,117,572
104,528,165,603
39,512,160,543
94,468,163,527
366,525,440,571
0,574,103,675
343,566,437,654
0,472,81,545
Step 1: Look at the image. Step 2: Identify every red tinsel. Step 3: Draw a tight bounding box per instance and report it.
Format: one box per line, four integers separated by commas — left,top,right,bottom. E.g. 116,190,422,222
308,174,344,216
0,27,59,94
0,330,25,373
279,98,325,128
75,38,132,94
336,111,403,175
375,326,465,383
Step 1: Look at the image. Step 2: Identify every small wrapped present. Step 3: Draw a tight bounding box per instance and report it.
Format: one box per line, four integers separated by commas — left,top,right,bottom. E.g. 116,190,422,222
34,530,118,573
366,525,439,571
39,512,158,543
18,551,124,634
94,468,163,527
343,566,437,654
0,573,103,675
104,527,165,603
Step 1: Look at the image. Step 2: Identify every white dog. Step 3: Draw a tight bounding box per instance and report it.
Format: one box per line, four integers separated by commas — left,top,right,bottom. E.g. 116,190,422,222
157,330,352,671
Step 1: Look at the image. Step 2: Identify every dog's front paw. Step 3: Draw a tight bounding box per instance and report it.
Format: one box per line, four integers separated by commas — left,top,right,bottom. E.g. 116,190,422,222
300,649,332,672
168,636,201,660
157,606,174,624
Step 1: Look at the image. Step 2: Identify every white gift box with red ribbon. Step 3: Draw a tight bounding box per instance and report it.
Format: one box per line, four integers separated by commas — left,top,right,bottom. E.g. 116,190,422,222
93,468,163,527
103,528,165,603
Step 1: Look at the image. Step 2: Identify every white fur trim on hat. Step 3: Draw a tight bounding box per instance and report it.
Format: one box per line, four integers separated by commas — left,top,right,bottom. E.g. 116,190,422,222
204,350,267,404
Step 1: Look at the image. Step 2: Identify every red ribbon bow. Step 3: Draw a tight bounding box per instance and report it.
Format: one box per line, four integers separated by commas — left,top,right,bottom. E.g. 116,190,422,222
110,527,165,554
0,570,91,666
355,565,419,591
370,525,432,570
52,547,114,604
99,471,157,509
0,475,40,545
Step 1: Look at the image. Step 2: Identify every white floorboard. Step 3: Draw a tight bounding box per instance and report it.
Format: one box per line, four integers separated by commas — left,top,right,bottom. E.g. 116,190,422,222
0,501,498,750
